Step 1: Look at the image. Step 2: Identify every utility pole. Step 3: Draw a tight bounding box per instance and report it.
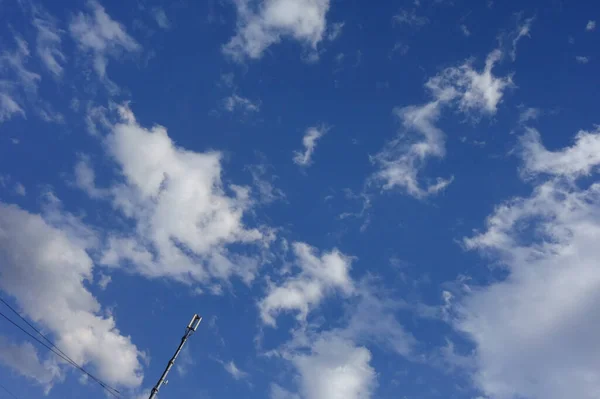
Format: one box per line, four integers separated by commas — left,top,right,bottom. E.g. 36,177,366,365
148,314,202,399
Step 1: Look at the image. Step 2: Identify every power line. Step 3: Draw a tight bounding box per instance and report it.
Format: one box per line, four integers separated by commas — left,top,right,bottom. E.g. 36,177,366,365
0,298,77,371
0,382,20,399
0,301,121,398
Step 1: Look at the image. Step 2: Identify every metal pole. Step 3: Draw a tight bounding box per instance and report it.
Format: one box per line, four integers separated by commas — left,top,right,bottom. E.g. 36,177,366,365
148,314,202,399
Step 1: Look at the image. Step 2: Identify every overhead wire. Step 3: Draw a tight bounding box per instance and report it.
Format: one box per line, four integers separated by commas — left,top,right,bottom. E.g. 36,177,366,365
0,299,121,398
0,382,20,399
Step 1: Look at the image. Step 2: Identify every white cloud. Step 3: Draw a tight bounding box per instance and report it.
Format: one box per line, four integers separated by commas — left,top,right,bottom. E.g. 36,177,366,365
520,126,600,179
0,36,41,93
372,49,512,198
293,126,326,167
518,106,540,124
586,20,596,31
427,49,513,115
223,0,331,61
271,384,301,399
79,105,268,287
0,93,25,122
460,24,471,37
175,345,194,376
393,8,429,27
14,182,26,196
69,0,140,78
507,14,534,61
576,55,590,64
389,41,409,58
223,94,260,113
259,242,354,326
98,273,112,290
75,155,106,198
152,7,170,30
224,360,249,380
0,202,144,389
291,334,376,399
327,22,344,41
37,101,65,124
247,161,286,204
32,7,66,77
341,283,417,357
0,338,62,391
372,101,453,198
459,125,600,399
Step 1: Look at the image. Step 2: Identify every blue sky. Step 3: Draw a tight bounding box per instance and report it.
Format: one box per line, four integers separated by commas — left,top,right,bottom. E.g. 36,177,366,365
0,0,599,398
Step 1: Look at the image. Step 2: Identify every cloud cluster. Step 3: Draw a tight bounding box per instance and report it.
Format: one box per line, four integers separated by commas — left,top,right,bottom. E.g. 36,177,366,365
373,50,512,198
0,202,144,389
78,106,269,288
261,243,417,399
223,0,331,60
459,126,600,399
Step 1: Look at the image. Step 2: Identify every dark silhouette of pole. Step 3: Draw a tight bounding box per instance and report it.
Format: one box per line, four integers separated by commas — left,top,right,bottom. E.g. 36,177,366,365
148,314,202,399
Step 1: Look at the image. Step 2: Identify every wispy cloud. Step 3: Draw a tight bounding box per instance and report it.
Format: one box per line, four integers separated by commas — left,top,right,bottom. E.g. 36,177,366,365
393,8,429,27
293,126,327,167
69,0,140,78
224,361,249,380
372,49,512,198
32,7,66,77
223,94,260,113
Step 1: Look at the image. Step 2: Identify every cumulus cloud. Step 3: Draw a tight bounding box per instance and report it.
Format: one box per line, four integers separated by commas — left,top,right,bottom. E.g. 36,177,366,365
78,105,269,288
223,94,260,113
372,49,512,198
586,20,596,31
576,55,590,64
0,202,144,389
459,125,600,399
32,7,66,77
223,0,332,60
69,0,140,78
259,242,354,326
293,126,326,167
291,335,376,399
262,245,416,399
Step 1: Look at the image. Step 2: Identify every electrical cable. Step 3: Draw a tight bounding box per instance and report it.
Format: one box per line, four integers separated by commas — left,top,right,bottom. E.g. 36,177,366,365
0,303,121,398
0,382,20,399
